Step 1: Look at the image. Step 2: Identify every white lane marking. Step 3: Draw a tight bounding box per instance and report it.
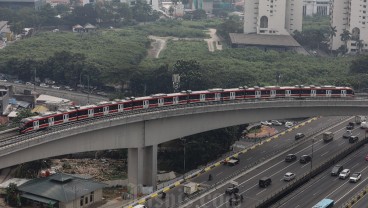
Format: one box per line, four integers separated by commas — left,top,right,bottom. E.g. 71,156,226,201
216,172,223,176
256,188,267,195
301,163,310,168
338,141,345,146
247,157,253,161
351,163,360,169
321,151,329,157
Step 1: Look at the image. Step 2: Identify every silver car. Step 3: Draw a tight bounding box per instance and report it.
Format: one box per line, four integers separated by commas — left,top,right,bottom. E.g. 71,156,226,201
284,172,296,181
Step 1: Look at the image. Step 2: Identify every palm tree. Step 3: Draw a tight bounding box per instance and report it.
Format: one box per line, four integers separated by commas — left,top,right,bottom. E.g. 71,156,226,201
340,29,351,54
356,39,364,54
328,26,337,54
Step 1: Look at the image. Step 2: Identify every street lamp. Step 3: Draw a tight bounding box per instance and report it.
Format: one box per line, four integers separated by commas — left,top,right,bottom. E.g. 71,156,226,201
310,138,315,175
180,138,186,179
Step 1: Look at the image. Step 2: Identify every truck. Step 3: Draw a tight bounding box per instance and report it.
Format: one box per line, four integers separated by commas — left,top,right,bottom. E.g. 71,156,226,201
355,116,366,125
183,182,199,195
361,121,368,129
323,132,334,142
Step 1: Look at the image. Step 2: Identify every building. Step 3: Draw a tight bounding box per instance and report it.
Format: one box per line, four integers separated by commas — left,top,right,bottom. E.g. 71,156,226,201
18,173,106,208
303,0,330,16
244,0,303,35
0,21,12,42
0,85,10,115
330,0,368,53
0,0,46,10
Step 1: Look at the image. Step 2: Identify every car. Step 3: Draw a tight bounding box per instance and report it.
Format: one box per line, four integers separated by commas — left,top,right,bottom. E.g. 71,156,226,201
339,169,351,179
225,186,239,195
331,165,344,176
295,133,305,140
343,130,353,138
13,80,23,84
285,154,297,162
225,158,239,166
299,155,312,164
349,136,359,143
350,172,362,183
285,121,294,128
284,172,296,181
259,177,272,188
40,83,49,88
271,120,282,126
347,122,355,130
0,79,7,82
261,121,272,126
26,82,34,86
365,154,368,161
51,85,60,90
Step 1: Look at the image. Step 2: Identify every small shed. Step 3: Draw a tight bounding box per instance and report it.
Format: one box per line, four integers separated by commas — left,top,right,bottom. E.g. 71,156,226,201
72,24,83,33
84,23,96,32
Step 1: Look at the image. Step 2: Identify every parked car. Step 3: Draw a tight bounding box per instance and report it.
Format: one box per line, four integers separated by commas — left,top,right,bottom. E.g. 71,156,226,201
285,154,297,162
331,165,344,176
349,136,359,143
261,121,272,126
343,130,352,138
26,82,34,86
40,83,49,88
283,172,296,181
295,133,305,140
299,155,312,164
285,121,294,128
271,120,282,126
225,186,239,195
13,80,23,84
51,85,60,90
339,169,351,179
350,172,362,183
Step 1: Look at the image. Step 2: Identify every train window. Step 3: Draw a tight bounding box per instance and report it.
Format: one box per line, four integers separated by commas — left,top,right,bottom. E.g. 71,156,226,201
133,101,143,107
164,97,172,103
290,89,300,94
110,105,118,111
206,93,215,99
179,96,188,101
332,90,340,94
261,90,270,95
300,90,310,95
69,112,77,118
39,118,48,125
26,122,33,128
317,90,325,94
124,102,132,108
94,107,103,113
245,91,255,96
189,94,200,100
150,99,158,104
55,115,63,121
276,90,285,95
79,110,88,116
235,91,244,97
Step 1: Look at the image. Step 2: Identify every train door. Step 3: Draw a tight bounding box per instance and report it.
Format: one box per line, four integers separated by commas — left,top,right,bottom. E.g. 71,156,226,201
200,94,205,102
311,90,316,97
33,120,39,130
215,93,221,101
118,104,124,112
48,117,54,127
230,92,235,100
341,90,347,97
88,109,94,118
143,100,149,109
285,90,291,97
173,96,179,105
270,90,276,98
255,91,261,98
158,98,164,107
103,106,109,115
63,114,69,123
326,90,332,97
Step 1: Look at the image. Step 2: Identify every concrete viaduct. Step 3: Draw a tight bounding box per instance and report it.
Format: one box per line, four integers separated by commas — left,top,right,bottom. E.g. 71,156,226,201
0,98,367,192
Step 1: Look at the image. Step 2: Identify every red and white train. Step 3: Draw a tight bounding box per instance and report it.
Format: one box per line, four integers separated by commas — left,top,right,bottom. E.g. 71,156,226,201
19,85,354,134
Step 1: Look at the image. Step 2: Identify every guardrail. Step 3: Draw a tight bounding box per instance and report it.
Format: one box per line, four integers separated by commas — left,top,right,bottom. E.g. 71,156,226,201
342,182,368,208
258,137,368,208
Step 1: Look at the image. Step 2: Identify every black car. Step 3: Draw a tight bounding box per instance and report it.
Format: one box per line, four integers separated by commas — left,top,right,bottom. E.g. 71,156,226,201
225,186,239,195
347,122,355,130
331,165,344,176
259,177,272,188
349,136,359,143
285,154,297,162
295,133,305,140
299,155,312,164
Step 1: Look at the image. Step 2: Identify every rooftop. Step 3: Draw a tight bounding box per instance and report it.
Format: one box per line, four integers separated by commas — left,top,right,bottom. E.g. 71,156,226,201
229,33,301,47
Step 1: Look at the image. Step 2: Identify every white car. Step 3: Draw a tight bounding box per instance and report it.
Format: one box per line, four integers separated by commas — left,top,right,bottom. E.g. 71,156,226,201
40,83,49,88
339,169,351,179
261,121,272,126
284,172,296,181
271,120,282,126
350,172,361,183
26,82,34,86
51,85,60,90
285,121,294,128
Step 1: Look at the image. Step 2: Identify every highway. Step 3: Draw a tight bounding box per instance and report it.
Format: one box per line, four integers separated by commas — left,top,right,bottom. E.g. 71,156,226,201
145,116,351,208
274,128,368,208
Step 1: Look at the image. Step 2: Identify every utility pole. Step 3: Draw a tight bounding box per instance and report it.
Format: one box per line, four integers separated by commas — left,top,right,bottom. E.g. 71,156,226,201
87,75,90,105
33,68,36,91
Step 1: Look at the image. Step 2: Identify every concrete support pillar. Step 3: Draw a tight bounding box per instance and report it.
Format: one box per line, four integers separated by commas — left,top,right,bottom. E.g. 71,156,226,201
128,145,158,194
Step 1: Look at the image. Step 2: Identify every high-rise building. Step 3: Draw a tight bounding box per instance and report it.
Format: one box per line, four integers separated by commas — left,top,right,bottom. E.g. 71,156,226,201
303,0,330,16
330,0,368,53
244,0,303,35
0,0,46,10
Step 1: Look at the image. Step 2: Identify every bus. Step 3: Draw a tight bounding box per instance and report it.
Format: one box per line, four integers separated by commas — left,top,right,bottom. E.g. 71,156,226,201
312,198,334,208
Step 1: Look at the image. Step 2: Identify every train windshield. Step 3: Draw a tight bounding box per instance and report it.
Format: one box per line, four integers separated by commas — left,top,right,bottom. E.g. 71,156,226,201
19,119,27,129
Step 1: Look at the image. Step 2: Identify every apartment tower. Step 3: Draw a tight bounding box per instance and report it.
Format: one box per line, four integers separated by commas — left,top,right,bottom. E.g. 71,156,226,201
244,0,303,35
330,0,368,53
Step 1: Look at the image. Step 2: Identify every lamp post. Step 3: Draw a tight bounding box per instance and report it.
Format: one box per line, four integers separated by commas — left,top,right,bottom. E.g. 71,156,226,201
180,138,186,179
310,138,315,175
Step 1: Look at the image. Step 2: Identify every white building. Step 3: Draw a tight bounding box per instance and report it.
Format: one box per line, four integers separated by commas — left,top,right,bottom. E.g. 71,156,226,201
244,0,303,35
303,0,330,16
330,0,368,53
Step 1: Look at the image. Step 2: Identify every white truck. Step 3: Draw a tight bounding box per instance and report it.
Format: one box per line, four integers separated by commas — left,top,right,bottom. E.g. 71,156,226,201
355,116,366,125
323,132,334,142
183,182,199,195
361,121,368,129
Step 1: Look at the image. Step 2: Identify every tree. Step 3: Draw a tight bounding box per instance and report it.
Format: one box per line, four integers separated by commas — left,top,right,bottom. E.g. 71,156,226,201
132,0,152,23
217,15,242,41
350,55,368,74
10,22,25,35
173,60,205,90
12,109,36,124
356,39,364,54
340,29,351,54
6,183,20,207
328,26,337,54
169,6,174,16
192,9,207,20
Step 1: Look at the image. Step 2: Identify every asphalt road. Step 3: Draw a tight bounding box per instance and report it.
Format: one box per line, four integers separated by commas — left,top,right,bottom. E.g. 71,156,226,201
351,190,368,208
276,126,368,208
146,116,350,208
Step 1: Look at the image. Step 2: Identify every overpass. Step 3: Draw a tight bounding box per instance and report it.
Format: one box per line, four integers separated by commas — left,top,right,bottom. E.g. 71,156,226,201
1,98,368,192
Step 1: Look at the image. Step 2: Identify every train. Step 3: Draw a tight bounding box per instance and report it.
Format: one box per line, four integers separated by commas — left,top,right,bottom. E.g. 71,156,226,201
19,85,354,134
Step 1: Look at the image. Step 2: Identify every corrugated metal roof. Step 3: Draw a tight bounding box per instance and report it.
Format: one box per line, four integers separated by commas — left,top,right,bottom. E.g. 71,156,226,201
229,33,300,47
19,173,107,203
